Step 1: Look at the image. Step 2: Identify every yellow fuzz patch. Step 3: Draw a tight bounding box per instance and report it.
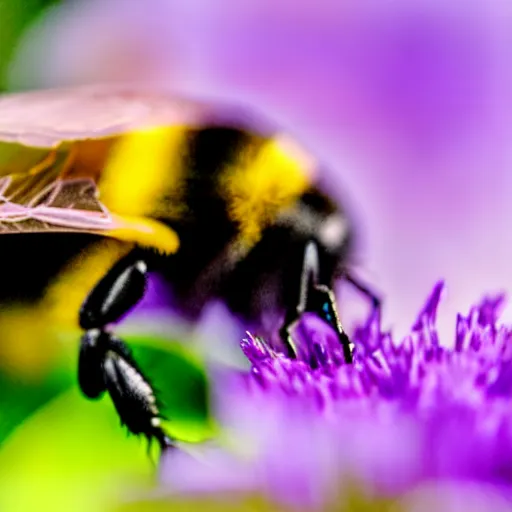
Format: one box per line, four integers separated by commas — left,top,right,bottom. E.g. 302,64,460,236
98,125,187,218
96,125,186,253
106,213,180,255
221,134,314,246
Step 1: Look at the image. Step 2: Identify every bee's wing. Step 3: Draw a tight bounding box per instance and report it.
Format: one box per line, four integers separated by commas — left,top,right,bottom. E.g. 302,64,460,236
0,84,216,252
0,83,212,148
0,178,113,234
0,134,111,227
0,141,179,252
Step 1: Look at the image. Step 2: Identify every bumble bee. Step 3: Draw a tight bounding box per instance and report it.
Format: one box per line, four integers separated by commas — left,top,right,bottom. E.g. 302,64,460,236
0,84,379,451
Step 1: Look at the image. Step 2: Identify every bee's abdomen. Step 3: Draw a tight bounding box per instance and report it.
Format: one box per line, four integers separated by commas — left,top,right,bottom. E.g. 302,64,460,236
0,233,100,304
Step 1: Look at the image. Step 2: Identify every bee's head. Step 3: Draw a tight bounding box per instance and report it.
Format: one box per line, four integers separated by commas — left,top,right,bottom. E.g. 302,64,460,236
275,186,354,285
300,187,354,263
223,185,355,336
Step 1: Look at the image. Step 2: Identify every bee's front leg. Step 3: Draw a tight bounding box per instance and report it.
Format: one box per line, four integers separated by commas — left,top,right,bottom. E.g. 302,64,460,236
280,241,353,364
78,250,173,451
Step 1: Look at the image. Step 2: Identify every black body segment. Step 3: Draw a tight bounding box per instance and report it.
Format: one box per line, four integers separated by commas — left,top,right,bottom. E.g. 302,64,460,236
79,251,148,329
78,329,108,399
153,127,254,318
103,348,166,444
0,233,98,303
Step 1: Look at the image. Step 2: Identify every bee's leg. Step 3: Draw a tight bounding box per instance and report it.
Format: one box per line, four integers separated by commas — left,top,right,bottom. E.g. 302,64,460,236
344,273,381,315
78,250,148,331
280,241,353,364
78,251,173,451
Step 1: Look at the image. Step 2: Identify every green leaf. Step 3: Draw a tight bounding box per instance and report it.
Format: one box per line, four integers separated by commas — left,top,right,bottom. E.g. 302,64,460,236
0,387,157,512
0,367,73,446
0,0,61,91
0,331,214,512
128,338,210,420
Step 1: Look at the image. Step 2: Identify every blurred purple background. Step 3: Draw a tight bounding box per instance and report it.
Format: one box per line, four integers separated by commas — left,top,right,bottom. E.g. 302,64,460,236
9,0,512,342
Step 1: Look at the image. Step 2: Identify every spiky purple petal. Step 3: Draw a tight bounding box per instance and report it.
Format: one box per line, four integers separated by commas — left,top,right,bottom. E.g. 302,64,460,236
161,282,512,509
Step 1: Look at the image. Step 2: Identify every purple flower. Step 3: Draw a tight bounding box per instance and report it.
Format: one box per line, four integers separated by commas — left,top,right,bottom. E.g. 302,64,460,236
153,282,512,511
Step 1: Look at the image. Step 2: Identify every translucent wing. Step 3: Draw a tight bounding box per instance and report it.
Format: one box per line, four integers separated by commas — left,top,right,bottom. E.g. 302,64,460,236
0,175,113,234
0,128,110,229
0,83,212,148
0,84,211,252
